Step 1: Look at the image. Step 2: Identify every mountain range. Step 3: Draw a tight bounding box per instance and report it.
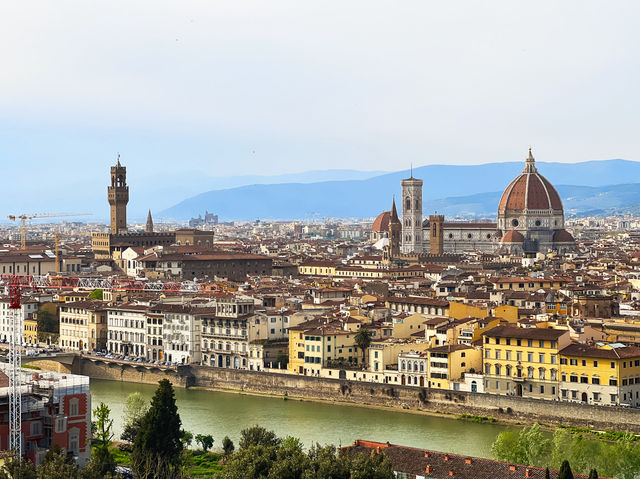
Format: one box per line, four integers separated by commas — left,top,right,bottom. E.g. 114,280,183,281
159,159,640,221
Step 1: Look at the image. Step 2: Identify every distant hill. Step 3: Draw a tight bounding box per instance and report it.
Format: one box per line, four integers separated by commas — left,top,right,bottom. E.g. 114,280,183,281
159,159,640,220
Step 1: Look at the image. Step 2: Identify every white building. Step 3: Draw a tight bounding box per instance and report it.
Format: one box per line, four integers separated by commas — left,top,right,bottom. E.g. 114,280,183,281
106,304,148,357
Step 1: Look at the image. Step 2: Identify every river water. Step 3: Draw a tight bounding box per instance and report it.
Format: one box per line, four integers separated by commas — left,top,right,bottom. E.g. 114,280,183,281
90,379,510,459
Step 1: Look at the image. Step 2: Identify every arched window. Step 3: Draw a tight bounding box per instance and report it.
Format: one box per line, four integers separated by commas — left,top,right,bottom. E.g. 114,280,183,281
485,363,491,375
494,364,501,375
527,367,534,379
405,198,411,210
401,360,406,371
538,368,545,380
505,365,512,376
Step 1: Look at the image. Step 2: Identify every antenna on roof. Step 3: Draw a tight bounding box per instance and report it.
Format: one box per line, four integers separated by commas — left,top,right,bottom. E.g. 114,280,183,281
410,163,413,178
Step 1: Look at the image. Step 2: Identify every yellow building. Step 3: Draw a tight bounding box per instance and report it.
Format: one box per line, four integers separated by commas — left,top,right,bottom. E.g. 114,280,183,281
59,300,108,352
558,342,640,406
391,313,427,339
448,302,488,321
24,318,38,345
298,262,336,277
288,318,361,375
482,325,571,399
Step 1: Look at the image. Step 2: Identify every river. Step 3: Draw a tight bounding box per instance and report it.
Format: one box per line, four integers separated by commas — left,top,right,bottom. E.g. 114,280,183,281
90,379,511,459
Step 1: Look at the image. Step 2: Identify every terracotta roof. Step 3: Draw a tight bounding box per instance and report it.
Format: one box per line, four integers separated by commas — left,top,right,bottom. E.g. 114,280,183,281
371,211,391,232
498,153,562,212
501,230,525,243
482,325,568,340
345,440,598,479
553,229,575,243
560,342,640,359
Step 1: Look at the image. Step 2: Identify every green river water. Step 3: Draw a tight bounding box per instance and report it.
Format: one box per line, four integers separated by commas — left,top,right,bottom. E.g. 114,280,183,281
90,379,511,458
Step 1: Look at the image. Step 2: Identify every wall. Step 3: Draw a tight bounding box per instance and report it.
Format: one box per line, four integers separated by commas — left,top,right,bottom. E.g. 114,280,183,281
69,358,640,432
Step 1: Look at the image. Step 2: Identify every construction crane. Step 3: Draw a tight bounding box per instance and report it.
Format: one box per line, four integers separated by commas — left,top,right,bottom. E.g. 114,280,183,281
7,213,90,250
8,277,22,457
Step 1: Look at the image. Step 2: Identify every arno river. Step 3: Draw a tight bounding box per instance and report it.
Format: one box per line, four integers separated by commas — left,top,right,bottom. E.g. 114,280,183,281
91,379,511,458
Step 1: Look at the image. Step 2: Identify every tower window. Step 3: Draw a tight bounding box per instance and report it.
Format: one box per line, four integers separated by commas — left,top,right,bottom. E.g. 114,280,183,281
405,198,411,210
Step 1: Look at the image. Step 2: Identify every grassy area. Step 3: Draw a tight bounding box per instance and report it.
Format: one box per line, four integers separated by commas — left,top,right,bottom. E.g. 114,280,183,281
557,424,640,441
110,445,223,477
22,364,41,370
459,413,497,423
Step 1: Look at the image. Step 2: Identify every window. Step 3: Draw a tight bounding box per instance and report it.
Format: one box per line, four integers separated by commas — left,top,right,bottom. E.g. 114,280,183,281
528,352,534,362
560,358,567,365
580,376,588,384
539,354,545,363
609,378,618,386
69,398,79,417
594,360,598,368
570,359,577,366
30,421,42,436
592,376,600,385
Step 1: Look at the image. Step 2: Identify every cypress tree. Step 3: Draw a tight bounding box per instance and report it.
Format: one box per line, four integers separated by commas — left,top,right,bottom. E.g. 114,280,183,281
558,460,574,479
545,467,551,479
131,379,183,479
588,469,598,479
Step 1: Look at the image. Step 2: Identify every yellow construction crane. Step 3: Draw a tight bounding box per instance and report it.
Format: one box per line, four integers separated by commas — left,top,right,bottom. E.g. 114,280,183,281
7,212,90,250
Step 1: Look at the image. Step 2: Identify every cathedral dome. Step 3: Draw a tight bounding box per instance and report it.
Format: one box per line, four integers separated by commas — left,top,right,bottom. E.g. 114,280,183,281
501,230,524,243
498,149,563,214
553,229,575,243
372,211,391,233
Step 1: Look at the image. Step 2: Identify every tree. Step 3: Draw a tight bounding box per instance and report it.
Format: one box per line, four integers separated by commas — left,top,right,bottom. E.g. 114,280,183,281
0,456,37,479
354,328,373,365
89,402,116,477
545,467,551,479
348,450,394,479
181,430,194,448
239,426,282,450
223,436,235,456
195,434,214,452
123,392,148,426
37,445,80,479
88,289,103,300
588,469,598,479
558,460,574,479
131,379,183,479
121,417,143,444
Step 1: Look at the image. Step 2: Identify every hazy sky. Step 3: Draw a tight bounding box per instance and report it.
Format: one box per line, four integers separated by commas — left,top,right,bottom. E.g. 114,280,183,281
1,1,639,199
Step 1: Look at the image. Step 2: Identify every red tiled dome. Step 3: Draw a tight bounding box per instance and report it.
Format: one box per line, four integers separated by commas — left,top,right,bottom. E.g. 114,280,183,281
553,229,575,243
498,150,563,213
501,230,525,243
372,211,391,232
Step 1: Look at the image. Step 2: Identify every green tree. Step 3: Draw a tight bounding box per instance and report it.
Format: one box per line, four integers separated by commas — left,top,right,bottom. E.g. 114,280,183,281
588,469,598,479
131,379,183,479
558,460,574,479
123,392,148,426
220,445,277,479
348,451,394,479
222,436,235,456
36,307,58,334
88,289,103,300
266,436,310,479
239,426,282,450
304,444,350,479
545,467,550,479
0,456,37,479
354,328,372,365
37,445,79,479
121,417,143,444
491,430,527,464
195,434,214,452
89,402,116,477
181,430,194,448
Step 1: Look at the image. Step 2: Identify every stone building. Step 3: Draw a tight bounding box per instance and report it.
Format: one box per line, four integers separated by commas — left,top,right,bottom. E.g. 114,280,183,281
401,175,423,253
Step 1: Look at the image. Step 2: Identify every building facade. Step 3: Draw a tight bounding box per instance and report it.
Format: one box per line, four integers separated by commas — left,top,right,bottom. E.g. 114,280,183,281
401,176,423,254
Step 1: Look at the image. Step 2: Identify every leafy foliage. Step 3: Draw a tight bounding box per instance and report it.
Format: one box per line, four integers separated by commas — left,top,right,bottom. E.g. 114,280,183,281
221,427,393,479
492,423,640,479
222,436,235,456
354,328,373,363
195,434,214,452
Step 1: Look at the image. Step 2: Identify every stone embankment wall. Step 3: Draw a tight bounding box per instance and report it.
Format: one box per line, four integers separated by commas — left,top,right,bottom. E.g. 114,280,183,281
74,358,640,432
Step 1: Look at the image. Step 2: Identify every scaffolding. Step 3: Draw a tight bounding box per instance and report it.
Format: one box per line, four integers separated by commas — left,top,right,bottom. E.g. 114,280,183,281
8,278,22,457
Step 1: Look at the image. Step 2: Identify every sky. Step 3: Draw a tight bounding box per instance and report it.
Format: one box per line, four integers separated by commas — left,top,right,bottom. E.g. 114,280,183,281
1,1,639,218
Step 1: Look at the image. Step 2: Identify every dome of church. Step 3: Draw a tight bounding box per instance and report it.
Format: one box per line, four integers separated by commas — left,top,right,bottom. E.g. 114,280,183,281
501,230,525,243
498,148,563,214
553,229,575,243
372,211,391,232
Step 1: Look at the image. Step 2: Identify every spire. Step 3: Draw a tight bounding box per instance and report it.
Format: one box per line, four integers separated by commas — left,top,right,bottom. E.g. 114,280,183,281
410,163,413,179
390,197,400,223
146,209,154,233
116,153,121,168
523,146,537,173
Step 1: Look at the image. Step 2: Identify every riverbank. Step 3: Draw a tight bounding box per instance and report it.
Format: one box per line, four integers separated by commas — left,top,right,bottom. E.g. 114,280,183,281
67,357,640,433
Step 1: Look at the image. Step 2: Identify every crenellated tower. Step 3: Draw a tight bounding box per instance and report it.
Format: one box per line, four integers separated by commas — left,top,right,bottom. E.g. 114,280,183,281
108,154,129,234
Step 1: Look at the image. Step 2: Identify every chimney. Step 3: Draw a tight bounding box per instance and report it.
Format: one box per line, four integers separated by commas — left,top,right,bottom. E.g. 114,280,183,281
425,466,432,474
526,469,532,477
465,458,472,464
444,454,450,461
509,465,516,471
449,471,455,476
424,452,430,458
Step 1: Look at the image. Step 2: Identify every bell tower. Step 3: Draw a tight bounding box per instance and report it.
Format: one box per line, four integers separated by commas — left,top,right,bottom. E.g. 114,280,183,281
401,171,423,254
108,154,129,234
429,214,445,255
